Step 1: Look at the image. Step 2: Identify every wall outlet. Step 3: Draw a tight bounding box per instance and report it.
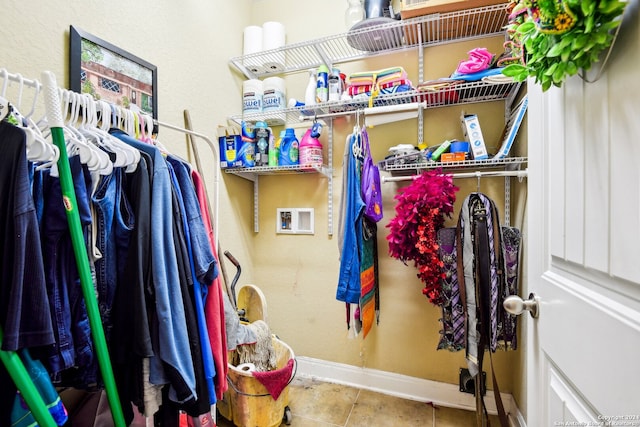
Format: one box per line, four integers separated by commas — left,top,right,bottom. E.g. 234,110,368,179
276,208,314,234
459,368,486,396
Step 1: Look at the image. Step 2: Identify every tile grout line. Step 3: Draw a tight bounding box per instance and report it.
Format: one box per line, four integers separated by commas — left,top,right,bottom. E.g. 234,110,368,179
342,388,362,427
432,403,436,427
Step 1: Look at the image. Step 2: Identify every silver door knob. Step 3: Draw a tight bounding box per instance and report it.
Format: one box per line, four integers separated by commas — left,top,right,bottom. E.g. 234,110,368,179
503,293,539,318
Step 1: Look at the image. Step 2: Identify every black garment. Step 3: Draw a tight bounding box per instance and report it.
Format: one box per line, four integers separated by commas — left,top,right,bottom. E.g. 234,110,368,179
0,121,54,350
0,121,55,426
166,174,210,417
110,152,152,424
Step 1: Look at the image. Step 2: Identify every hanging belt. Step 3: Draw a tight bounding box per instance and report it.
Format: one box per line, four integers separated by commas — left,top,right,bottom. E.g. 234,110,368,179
472,196,509,427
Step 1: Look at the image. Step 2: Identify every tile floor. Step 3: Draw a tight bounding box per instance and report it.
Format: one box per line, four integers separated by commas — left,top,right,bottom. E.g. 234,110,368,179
216,376,501,427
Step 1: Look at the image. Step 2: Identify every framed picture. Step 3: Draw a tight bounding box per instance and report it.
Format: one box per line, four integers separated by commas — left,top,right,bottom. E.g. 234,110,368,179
69,25,157,125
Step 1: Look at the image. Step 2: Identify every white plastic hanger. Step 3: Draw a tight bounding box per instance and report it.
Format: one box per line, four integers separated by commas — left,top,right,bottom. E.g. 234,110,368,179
81,96,139,172
62,91,113,175
0,70,60,175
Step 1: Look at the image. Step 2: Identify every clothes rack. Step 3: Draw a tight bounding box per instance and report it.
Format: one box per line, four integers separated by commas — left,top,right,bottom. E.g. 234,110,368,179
381,168,528,183
3,66,224,425
383,168,527,225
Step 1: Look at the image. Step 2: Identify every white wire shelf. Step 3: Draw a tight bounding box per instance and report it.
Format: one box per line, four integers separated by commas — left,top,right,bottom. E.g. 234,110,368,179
224,164,331,178
229,3,510,79
232,80,521,126
380,156,527,175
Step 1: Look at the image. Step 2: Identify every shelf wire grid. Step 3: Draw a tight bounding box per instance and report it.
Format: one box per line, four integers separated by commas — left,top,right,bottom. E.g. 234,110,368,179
229,3,510,79
232,80,521,126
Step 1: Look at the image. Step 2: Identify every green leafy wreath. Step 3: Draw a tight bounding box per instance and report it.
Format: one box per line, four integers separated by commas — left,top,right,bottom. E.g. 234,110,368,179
502,0,627,91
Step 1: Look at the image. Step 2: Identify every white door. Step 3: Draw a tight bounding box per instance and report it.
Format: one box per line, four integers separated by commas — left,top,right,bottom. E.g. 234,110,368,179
525,4,640,426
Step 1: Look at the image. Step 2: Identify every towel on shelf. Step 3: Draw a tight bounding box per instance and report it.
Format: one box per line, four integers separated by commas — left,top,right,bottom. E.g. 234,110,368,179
348,84,374,96
377,78,412,90
450,67,506,82
251,359,295,400
482,73,515,84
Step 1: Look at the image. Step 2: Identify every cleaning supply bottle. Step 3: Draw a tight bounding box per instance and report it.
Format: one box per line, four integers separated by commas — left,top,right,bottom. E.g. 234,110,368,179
278,128,299,166
299,122,324,169
269,130,283,167
316,65,329,103
239,121,256,167
254,121,270,166
328,67,343,102
304,69,317,107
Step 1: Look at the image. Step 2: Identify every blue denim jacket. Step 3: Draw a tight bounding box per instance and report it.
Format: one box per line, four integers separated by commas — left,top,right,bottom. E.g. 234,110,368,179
91,167,135,340
37,156,94,380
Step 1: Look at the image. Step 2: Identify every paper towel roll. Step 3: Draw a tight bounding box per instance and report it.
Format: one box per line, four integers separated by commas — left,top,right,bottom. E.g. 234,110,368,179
243,26,266,74
262,22,285,50
262,21,286,72
243,25,263,55
237,363,256,372
262,77,286,112
242,79,263,114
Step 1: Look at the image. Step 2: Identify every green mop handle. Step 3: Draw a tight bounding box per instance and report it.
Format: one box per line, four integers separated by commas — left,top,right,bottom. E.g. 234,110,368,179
0,326,57,427
41,71,125,427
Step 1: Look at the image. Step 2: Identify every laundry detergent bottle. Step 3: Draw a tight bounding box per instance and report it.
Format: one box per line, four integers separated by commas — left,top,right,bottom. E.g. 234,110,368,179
254,121,270,166
268,130,281,167
299,122,323,169
278,128,299,166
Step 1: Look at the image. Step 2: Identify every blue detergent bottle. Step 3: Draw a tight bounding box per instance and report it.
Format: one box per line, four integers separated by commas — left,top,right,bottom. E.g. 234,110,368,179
278,128,299,166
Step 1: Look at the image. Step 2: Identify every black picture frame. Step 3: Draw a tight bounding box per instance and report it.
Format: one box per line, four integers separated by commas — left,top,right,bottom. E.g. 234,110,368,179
69,25,158,127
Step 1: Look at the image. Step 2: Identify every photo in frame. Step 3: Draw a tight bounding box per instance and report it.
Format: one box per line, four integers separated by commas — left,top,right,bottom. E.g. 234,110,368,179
69,25,158,125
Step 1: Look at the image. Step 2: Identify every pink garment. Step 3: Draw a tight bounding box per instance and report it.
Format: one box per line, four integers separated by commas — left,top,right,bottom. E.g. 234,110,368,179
191,169,229,400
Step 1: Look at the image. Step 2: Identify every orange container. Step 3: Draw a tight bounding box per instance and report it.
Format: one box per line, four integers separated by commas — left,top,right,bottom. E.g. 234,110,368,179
441,152,466,162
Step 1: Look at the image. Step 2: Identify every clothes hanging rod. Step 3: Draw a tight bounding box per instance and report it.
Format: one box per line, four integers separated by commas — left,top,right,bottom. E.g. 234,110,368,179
382,168,528,183
0,68,41,89
300,101,427,121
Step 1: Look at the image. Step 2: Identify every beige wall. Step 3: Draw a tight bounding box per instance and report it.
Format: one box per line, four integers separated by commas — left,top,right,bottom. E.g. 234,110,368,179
1,0,525,407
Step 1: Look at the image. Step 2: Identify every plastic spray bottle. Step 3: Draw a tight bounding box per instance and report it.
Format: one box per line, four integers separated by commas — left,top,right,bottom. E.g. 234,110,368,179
304,69,317,107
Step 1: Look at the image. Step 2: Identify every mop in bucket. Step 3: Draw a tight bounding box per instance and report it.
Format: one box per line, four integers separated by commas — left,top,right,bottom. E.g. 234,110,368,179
218,251,295,427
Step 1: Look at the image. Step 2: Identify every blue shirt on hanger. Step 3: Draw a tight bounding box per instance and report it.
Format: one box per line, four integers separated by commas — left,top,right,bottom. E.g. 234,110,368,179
111,129,197,404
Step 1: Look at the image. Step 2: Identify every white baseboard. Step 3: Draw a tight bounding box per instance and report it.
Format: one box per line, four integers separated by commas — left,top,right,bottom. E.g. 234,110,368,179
295,356,526,427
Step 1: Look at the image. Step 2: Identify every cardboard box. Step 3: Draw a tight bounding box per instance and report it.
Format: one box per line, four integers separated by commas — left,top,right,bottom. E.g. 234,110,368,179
401,0,508,45
460,113,488,160
218,126,244,169
400,0,506,19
